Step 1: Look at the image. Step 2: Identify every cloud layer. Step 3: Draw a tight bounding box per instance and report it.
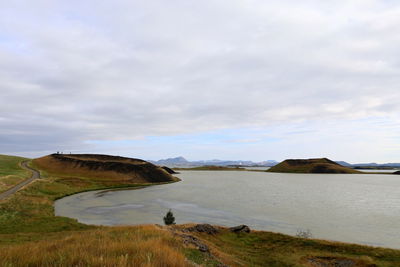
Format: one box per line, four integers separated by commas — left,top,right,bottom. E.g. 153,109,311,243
1,1,399,161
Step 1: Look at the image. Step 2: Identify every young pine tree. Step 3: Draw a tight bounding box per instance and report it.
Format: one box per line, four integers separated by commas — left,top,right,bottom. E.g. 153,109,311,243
163,209,176,225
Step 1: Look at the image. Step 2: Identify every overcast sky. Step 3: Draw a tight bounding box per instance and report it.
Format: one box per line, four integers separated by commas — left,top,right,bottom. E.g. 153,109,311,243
1,0,399,163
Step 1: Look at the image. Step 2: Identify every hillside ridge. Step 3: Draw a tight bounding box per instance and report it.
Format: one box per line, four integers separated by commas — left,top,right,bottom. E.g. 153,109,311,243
33,153,177,183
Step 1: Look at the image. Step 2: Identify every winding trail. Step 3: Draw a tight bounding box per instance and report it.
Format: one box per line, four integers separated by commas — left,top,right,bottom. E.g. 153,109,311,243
0,161,40,201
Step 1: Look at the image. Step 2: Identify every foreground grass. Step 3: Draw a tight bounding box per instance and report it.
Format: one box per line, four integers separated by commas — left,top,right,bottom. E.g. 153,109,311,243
1,156,400,266
0,225,189,267
0,155,30,193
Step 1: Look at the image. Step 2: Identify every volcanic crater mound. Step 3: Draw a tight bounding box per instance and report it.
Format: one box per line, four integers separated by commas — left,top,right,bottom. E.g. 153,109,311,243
267,158,361,174
34,153,177,183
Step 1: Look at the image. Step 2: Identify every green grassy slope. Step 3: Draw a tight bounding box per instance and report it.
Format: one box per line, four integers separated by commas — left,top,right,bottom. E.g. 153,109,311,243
0,155,30,193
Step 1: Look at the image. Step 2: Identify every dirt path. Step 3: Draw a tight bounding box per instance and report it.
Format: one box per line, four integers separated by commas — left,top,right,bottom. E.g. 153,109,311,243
0,161,40,201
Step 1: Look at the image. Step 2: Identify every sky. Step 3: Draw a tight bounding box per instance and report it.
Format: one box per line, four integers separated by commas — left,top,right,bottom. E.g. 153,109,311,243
1,0,400,163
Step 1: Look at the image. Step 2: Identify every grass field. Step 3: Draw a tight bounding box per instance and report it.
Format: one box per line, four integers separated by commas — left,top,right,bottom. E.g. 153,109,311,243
0,155,30,193
1,155,400,266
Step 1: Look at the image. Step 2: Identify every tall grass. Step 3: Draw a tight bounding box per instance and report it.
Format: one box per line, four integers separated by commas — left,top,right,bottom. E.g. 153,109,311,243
0,225,190,267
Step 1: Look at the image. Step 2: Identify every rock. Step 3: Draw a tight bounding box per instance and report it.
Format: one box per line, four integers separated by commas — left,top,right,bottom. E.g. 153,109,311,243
185,224,219,235
230,225,250,233
177,229,230,267
181,234,209,253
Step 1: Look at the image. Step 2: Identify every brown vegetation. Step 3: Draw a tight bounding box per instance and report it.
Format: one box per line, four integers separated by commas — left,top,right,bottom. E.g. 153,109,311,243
268,158,361,174
0,225,189,267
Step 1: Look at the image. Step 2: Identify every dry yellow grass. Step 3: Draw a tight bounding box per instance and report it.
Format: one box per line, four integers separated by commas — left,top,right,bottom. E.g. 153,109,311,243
0,225,190,267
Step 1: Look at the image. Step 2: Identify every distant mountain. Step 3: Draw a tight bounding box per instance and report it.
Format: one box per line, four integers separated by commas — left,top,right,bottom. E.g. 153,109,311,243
150,157,278,167
336,161,400,169
150,157,400,169
153,157,189,166
352,163,400,167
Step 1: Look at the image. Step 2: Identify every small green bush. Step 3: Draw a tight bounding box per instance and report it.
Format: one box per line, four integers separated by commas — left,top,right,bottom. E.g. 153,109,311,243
163,209,175,225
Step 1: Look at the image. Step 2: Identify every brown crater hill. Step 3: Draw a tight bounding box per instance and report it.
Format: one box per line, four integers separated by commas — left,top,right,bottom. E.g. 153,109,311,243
33,154,178,183
267,158,361,174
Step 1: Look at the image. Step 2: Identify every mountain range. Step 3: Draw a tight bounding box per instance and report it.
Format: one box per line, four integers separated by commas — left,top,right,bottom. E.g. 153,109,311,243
150,157,400,169
149,157,278,167
336,161,400,168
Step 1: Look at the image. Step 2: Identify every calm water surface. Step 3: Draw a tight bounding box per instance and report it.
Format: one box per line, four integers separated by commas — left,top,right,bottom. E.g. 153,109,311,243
55,171,400,249
358,169,399,173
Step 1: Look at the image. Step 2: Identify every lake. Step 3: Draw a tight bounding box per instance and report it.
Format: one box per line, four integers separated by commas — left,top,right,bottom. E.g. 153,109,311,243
55,170,400,249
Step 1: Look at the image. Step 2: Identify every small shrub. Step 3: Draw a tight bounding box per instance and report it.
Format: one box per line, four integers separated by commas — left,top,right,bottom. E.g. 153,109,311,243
163,210,176,225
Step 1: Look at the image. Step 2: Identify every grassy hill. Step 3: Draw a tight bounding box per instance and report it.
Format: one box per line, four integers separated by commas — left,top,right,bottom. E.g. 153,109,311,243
0,154,30,193
267,158,361,174
33,153,178,184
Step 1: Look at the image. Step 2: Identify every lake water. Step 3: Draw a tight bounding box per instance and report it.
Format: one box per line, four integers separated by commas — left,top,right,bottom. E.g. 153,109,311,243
55,171,400,249
358,169,399,173
243,166,270,171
